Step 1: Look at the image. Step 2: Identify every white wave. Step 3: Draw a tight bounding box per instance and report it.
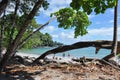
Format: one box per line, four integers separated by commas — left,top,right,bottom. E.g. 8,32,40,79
16,52,39,58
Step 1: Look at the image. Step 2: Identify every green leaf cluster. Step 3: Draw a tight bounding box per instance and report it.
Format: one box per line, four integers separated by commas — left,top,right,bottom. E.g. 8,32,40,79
0,13,62,49
42,0,49,10
51,8,91,38
70,0,117,14
22,32,63,49
0,14,37,47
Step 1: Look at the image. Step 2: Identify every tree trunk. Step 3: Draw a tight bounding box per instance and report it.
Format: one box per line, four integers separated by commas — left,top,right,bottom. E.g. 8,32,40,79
0,12,5,61
8,0,19,45
33,40,120,63
0,23,3,61
102,53,115,60
104,0,118,60
0,0,10,16
8,17,56,60
0,0,44,72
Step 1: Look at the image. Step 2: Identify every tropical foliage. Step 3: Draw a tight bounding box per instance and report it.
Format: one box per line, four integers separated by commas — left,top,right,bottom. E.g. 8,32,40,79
0,13,62,49
22,32,63,49
51,8,91,37
70,0,117,14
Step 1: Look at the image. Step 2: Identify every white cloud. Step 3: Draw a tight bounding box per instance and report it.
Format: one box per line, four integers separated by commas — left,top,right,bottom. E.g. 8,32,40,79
109,20,114,23
88,14,95,19
47,26,56,32
109,9,114,14
60,32,74,39
52,34,59,38
50,0,72,6
51,26,120,44
86,27,120,40
42,25,57,33
40,0,72,16
41,24,120,44
88,27,113,36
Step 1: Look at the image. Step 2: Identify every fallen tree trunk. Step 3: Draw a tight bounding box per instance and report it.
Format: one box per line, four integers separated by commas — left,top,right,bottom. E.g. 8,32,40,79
103,53,115,60
33,40,120,63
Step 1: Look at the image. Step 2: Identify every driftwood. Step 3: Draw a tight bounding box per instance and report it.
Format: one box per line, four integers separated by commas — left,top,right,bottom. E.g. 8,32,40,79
33,40,120,63
72,57,99,62
72,58,120,70
101,59,120,70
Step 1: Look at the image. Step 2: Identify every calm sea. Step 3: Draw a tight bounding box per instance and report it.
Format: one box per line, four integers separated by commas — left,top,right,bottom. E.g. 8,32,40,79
19,47,111,59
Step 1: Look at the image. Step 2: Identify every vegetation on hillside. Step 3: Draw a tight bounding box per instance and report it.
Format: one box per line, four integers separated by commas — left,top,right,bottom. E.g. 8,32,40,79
22,32,63,49
0,13,62,49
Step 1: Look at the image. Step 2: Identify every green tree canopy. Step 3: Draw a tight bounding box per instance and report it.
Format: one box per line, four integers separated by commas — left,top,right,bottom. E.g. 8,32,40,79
51,8,91,38
70,0,117,14
0,13,61,49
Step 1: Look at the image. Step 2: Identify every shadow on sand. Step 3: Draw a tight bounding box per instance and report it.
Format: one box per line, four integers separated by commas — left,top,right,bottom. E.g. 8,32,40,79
0,68,46,80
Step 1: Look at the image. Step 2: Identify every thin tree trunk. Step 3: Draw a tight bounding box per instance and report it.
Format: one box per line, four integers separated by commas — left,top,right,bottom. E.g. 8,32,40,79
8,0,19,45
10,17,56,60
0,11,5,61
112,0,118,58
0,0,44,72
18,17,56,49
33,40,120,63
0,23,3,61
103,0,118,60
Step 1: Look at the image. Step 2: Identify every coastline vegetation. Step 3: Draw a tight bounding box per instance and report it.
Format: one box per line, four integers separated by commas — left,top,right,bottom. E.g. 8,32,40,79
0,13,63,49
0,0,119,79
22,32,63,49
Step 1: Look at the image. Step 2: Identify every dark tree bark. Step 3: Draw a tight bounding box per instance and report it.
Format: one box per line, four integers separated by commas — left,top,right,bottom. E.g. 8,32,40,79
0,0,9,60
33,40,120,63
0,22,3,60
0,20,4,61
110,0,118,59
0,0,10,16
0,0,44,72
0,11,5,61
103,0,118,60
7,17,56,62
102,53,115,60
8,0,19,45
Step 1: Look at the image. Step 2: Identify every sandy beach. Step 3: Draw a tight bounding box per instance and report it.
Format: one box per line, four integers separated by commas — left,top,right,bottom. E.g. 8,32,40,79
0,52,120,80
0,0,120,79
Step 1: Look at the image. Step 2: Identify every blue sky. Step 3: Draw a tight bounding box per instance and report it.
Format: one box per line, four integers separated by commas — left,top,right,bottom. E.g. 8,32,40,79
36,0,120,44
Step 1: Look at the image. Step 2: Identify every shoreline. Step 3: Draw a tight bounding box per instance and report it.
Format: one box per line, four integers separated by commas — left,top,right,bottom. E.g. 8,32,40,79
1,53,120,80
16,52,120,65
18,47,112,59
16,52,39,58
0,52,120,80
16,52,74,63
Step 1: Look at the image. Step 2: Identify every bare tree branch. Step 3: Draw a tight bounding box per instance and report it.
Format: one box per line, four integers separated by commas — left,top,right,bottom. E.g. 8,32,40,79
33,40,120,63
18,17,56,48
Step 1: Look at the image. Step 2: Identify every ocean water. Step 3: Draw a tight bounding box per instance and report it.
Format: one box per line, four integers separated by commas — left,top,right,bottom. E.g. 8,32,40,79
19,47,111,59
